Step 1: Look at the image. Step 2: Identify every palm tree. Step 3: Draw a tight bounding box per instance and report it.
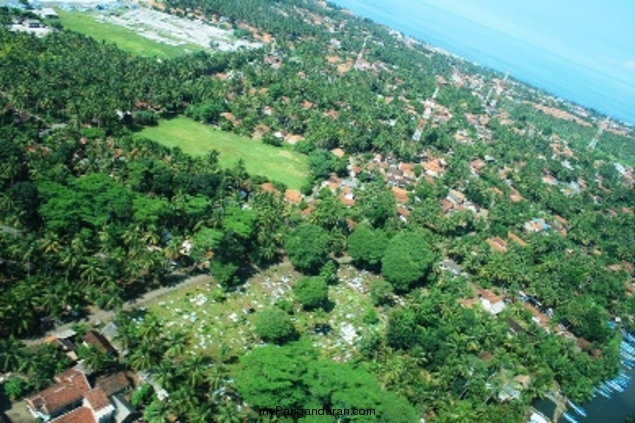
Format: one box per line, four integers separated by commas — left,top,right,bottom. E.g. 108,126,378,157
153,360,177,391
126,345,156,372
163,331,188,361
187,405,215,423
181,355,207,389
0,337,24,372
143,400,171,423
213,400,241,423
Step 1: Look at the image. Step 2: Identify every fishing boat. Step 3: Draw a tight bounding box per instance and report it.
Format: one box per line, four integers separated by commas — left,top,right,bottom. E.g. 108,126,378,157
597,387,611,399
562,412,579,423
608,381,624,392
567,399,587,417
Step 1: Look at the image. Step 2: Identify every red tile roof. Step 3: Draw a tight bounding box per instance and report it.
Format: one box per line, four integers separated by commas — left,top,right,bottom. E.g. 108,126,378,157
486,237,508,253
284,189,302,204
84,388,111,412
94,373,130,396
260,182,278,194
50,406,95,423
82,331,115,354
391,186,409,204
27,369,90,416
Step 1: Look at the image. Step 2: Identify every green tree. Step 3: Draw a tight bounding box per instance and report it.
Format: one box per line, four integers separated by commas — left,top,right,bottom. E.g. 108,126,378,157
348,224,389,270
294,276,329,309
381,232,436,292
254,308,295,344
370,280,394,306
284,224,330,274
3,377,30,401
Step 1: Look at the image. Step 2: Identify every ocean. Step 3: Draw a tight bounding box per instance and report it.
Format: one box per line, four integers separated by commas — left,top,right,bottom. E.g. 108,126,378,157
330,0,635,125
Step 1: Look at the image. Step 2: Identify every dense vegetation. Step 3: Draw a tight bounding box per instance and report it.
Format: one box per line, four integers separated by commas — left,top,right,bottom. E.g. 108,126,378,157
1,1,635,422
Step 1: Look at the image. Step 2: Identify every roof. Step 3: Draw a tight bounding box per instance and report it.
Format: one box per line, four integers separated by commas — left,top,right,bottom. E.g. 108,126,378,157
391,186,408,204
507,231,528,247
330,148,345,158
440,198,454,214
480,289,504,305
82,331,116,354
440,259,462,274
95,373,131,396
84,388,111,412
27,369,90,416
111,394,138,423
470,159,486,172
50,407,95,423
486,237,508,253
54,329,77,340
447,189,466,204
260,182,277,194
507,318,525,334
284,189,302,204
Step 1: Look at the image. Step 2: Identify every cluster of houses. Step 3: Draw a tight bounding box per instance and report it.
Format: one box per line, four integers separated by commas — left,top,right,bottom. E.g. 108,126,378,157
24,325,139,423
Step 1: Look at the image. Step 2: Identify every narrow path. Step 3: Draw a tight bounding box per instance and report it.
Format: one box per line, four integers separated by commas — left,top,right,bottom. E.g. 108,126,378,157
23,273,213,347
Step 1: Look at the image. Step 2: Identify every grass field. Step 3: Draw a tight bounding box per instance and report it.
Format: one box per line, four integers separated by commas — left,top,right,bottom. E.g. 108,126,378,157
55,10,201,58
139,117,309,189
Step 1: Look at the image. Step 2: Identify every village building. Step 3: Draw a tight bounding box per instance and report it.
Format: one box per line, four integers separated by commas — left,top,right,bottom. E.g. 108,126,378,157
440,259,464,276
479,289,506,315
486,237,508,253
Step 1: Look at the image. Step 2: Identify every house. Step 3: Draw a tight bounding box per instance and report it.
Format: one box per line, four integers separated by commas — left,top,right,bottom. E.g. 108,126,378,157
391,186,409,204
470,159,486,174
524,218,550,233
82,331,116,355
26,369,91,421
440,259,463,276
447,189,465,205
507,318,525,335
330,148,345,158
541,174,558,185
25,19,44,28
94,373,131,397
39,8,58,18
260,182,278,194
507,232,528,247
422,157,446,177
524,303,550,331
100,322,123,355
486,237,508,253
509,187,523,202
284,189,302,204
110,395,139,423
83,389,115,422
479,289,506,315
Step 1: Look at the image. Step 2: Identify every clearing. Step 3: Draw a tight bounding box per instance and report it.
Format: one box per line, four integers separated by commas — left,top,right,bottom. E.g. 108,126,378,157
55,7,261,58
138,117,309,189
145,263,381,361
55,9,199,58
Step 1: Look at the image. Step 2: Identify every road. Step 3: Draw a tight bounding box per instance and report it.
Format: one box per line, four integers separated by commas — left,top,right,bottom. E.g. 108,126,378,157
23,273,213,346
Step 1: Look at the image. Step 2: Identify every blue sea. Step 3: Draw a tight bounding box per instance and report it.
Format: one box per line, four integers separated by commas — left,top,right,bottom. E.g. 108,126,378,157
331,0,635,125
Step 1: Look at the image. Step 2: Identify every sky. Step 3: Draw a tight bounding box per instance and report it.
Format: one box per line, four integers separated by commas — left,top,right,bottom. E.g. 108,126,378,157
331,0,635,124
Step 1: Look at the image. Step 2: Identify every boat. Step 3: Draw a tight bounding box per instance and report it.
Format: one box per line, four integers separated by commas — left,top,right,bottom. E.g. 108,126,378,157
608,381,624,392
597,387,611,398
562,412,579,423
567,399,587,417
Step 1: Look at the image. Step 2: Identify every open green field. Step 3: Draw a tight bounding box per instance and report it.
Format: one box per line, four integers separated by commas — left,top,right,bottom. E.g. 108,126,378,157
139,117,309,189
55,10,201,58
